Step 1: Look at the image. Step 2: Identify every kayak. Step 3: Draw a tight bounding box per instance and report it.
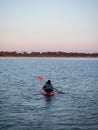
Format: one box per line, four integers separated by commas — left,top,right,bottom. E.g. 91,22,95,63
41,88,56,96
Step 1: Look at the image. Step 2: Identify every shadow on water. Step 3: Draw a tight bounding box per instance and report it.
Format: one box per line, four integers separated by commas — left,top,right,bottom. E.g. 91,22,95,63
44,96,52,102
42,95,56,109
41,96,55,124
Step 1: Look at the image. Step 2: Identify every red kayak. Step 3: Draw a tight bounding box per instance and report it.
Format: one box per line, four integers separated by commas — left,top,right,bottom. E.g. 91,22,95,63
41,88,56,96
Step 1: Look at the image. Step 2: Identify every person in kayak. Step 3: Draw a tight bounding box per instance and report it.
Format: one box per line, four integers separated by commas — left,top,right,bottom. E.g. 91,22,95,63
43,80,54,93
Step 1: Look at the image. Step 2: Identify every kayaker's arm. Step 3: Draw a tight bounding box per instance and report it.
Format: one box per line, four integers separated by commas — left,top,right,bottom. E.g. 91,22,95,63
51,84,54,90
42,84,46,89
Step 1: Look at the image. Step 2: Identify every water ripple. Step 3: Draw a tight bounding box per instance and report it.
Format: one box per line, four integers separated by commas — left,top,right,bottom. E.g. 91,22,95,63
0,58,98,130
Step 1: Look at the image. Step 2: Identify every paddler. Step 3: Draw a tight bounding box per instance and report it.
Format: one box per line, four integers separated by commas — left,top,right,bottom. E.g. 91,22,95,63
43,80,54,92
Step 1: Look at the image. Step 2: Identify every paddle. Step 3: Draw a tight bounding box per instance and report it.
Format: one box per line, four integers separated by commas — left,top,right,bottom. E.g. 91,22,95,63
37,75,44,81
37,75,65,94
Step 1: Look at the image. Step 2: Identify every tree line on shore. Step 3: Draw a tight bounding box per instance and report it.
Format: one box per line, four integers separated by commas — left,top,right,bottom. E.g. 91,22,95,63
0,51,98,57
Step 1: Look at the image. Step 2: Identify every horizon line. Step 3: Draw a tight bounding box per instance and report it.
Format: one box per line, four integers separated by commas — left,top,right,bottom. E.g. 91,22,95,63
0,50,98,54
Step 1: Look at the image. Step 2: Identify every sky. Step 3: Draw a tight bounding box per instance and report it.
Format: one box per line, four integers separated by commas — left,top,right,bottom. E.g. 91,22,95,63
0,0,98,53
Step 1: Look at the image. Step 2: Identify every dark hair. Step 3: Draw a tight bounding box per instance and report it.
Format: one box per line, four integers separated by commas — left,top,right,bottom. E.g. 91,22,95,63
47,80,51,84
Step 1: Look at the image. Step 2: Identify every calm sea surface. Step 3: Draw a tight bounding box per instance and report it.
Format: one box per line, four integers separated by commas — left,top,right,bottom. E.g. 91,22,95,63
0,58,98,130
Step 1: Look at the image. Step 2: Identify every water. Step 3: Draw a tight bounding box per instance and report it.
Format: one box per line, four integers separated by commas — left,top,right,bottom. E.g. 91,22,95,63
0,58,98,130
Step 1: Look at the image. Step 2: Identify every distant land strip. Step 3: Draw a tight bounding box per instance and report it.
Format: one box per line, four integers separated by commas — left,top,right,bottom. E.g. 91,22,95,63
0,51,98,58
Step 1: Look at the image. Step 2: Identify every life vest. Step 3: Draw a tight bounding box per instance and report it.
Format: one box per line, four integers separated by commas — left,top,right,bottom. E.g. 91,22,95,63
46,84,52,90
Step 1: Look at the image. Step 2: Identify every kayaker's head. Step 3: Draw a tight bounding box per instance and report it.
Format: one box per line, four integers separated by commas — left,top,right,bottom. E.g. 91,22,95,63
47,80,51,84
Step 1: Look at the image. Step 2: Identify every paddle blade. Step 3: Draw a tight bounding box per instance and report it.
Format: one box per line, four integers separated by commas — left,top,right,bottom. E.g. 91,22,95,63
37,76,44,81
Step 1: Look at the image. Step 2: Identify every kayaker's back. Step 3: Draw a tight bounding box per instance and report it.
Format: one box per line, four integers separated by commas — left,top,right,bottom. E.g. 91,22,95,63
43,80,53,92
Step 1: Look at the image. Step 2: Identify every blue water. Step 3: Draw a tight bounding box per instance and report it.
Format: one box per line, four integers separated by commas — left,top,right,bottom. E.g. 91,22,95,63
0,58,98,130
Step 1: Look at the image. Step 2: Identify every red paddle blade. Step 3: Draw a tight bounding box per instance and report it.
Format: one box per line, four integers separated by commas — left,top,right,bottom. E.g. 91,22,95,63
37,76,43,81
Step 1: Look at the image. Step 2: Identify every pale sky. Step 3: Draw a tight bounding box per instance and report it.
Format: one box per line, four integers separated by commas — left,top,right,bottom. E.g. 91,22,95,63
0,0,98,53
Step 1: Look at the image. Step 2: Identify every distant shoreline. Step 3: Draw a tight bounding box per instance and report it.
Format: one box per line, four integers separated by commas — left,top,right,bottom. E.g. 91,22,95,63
0,56,98,58
0,51,98,58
